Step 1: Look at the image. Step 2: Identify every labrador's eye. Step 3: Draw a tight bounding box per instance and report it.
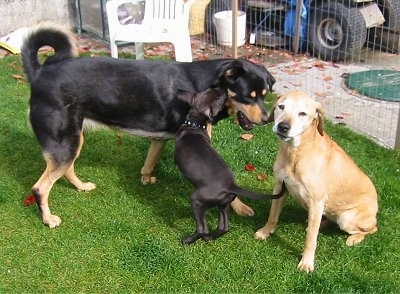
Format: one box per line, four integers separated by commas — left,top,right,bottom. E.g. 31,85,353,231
299,112,307,117
278,104,284,110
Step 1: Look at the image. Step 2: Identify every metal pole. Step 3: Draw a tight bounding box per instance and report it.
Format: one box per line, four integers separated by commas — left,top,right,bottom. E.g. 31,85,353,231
292,0,304,54
232,0,238,58
75,0,82,34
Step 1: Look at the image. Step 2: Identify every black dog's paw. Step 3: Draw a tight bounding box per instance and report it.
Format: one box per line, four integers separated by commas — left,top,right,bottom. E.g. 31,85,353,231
181,233,202,245
201,235,212,242
210,229,228,240
181,232,213,244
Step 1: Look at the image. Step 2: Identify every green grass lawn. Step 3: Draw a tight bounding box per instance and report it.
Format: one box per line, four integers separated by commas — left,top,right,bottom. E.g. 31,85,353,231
1,54,399,293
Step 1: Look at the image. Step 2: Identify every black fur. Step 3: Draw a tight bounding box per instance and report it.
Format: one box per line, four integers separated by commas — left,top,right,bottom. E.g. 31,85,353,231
21,23,276,227
174,88,285,244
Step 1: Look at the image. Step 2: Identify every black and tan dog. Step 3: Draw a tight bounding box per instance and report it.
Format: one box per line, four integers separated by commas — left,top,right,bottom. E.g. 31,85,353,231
175,88,284,244
21,22,276,228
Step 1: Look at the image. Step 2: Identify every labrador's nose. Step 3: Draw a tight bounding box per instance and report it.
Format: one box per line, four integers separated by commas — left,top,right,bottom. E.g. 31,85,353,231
277,122,291,133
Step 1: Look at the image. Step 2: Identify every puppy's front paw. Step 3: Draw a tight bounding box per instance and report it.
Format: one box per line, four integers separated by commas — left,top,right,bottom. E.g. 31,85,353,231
43,214,62,229
141,174,157,185
230,198,254,217
297,257,314,273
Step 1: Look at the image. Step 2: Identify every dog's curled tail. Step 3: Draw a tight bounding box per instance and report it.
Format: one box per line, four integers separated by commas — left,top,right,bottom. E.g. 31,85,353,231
232,181,286,200
21,22,78,82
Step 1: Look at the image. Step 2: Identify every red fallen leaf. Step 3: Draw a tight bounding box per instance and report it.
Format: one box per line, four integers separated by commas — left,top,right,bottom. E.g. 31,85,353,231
241,133,253,140
245,163,255,172
328,61,340,68
257,173,266,181
78,47,88,53
315,91,328,97
312,60,326,68
24,195,36,206
322,75,333,81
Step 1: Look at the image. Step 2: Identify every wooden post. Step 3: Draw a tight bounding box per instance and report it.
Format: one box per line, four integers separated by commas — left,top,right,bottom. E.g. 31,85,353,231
232,0,238,58
292,0,304,54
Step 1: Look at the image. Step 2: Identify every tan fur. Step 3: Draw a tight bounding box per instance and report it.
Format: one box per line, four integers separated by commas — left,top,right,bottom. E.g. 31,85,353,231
33,133,95,228
255,90,378,273
231,101,265,125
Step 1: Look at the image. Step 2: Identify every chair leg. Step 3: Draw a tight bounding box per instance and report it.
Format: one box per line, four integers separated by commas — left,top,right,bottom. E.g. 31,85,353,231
173,38,192,62
135,42,145,60
110,41,119,58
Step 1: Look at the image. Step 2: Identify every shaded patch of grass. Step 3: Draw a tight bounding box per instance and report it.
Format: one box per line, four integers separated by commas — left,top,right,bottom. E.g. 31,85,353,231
0,55,399,293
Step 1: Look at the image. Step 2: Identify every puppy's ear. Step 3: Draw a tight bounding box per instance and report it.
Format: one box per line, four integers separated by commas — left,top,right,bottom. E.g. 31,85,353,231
177,90,195,105
207,88,227,120
266,71,276,92
315,101,324,136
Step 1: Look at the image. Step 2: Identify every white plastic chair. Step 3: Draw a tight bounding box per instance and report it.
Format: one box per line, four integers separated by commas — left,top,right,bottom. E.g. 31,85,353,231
106,0,196,62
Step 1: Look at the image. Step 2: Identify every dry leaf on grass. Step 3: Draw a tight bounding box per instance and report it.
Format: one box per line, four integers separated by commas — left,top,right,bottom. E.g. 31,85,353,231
241,133,253,140
12,74,25,81
257,173,266,181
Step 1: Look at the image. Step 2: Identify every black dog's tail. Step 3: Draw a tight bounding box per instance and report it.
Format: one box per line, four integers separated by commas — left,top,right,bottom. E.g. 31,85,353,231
231,182,286,200
21,22,78,83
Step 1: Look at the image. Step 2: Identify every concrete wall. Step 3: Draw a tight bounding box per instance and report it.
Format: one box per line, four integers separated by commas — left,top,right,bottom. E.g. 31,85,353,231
0,0,76,36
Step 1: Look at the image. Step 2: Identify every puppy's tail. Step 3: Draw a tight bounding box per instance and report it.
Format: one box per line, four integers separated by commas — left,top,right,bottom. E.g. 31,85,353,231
231,182,286,200
21,22,78,83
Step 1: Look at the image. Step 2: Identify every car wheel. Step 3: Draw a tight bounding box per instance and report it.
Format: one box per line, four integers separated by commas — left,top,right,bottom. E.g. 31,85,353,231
375,0,400,31
308,1,367,61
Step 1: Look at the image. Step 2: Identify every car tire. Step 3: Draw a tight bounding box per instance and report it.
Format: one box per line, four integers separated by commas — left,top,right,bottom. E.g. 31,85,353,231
308,1,367,61
375,0,400,31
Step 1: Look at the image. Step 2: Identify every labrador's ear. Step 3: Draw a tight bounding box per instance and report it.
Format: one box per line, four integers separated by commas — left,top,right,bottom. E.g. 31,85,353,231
315,101,324,136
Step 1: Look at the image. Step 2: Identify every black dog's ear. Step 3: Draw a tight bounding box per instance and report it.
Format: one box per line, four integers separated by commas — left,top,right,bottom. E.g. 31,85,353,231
177,89,195,105
215,59,245,83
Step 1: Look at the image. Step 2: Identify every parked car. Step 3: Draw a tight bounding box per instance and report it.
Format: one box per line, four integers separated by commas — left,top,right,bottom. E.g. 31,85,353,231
206,0,400,61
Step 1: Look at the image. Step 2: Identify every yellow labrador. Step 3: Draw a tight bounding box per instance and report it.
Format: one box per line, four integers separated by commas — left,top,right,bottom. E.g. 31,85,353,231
255,90,378,273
